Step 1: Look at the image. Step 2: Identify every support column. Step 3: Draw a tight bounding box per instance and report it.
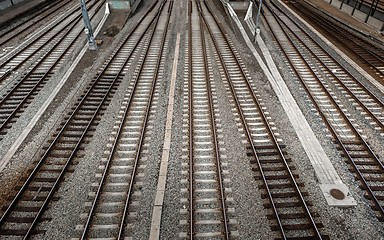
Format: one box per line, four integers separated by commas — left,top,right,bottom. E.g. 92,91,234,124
80,0,97,50
340,0,345,9
352,0,359,15
364,0,375,23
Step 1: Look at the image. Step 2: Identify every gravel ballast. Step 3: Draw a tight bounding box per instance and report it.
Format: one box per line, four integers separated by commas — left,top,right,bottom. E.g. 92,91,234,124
0,0,383,239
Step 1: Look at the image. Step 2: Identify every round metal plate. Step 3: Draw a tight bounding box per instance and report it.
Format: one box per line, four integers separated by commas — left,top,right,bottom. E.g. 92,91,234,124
330,188,345,200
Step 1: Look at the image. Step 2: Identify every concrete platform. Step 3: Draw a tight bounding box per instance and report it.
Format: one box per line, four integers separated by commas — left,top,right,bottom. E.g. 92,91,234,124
229,1,249,11
109,0,130,10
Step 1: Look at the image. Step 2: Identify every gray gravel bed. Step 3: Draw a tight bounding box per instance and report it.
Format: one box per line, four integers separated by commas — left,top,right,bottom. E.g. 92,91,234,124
36,1,163,238
1,0,384,239
131,14,174,240
257,2,384,239
206,0,384,238
211,58,274,238
0,6,105,208
0,0,77,50
157,3,187,237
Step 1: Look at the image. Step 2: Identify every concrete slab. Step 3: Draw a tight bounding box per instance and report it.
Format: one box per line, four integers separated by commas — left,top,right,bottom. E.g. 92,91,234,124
0,0,13,11
320,183,355,206
225,3,356,206
334,0,384,30
109,0,130,10
229,1,249,11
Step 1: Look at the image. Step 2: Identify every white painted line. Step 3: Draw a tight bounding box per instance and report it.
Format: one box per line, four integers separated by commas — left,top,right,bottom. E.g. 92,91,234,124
225,4,355,206
277,0,384,94
244,2,256,35
244,1,253,21
0,4,110,173
106,1,110,15
149,33,180,240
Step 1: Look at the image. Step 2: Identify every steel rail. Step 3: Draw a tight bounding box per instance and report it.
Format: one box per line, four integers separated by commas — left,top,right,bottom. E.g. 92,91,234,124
0,11,77,68
0,0,101,70
187,0,195,237
0,19,81,134
79,1,164,238
264,1,384,220
265,1,384,171
291,2,384,69
0,56,117,239
0,2,157,238
201,1,322,238
269,2,384,131
0,0,108,135
0,0,104,85
118,2,171,237
0,0,73,47
198,2,230,238
0,0,106,47
0,16,80,83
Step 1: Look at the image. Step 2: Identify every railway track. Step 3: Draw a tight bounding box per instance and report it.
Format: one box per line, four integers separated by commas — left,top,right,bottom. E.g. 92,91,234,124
264,2,384,221
186,0,326,239
75,1,169,238
0,0,161,237
180,1,236,238
1,2,84,69
265,2,384,135
0,0,382,238
288,1,384,84
0,0,74,47
0,0,103,80
0,0,105,138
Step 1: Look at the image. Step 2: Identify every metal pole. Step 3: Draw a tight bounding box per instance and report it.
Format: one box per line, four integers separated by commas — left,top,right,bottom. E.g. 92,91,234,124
365,0,375,23
373,0,379,15
254,0,263,39
358,0,364,10
340,0,345,9
80,0,97,50
352,0,359,15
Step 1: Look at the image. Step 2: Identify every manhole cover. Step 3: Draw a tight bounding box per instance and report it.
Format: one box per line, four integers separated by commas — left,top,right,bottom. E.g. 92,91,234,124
330,188,345,200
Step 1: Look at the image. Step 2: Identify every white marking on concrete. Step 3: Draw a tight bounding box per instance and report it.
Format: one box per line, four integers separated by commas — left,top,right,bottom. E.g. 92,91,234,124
225,4,355,206
149,33,180,240
0,4,110,173
277,0,384,94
